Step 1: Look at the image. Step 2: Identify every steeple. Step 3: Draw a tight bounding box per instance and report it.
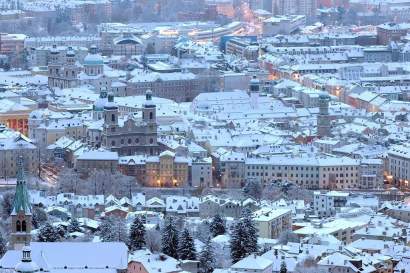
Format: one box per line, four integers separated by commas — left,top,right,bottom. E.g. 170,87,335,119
11,156,31,216
10,156,32,250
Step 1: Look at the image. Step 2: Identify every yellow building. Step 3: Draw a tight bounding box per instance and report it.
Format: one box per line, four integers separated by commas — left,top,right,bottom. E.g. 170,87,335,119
145,150,189,187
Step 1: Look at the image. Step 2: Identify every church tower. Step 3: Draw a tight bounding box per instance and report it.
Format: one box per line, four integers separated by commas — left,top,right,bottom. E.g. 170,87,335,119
142,90,156,124
10,156,32,250
317,94,331,138
249,75,260,109
142,90,158,155
102,93,119,149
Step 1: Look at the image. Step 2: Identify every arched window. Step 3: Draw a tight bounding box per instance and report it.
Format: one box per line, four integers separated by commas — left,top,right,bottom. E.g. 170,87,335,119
16,220,21,232
150,138,154,144
22,220,27,232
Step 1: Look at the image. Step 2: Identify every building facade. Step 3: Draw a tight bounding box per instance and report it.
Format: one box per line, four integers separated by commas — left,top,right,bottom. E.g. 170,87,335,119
101,91,159,156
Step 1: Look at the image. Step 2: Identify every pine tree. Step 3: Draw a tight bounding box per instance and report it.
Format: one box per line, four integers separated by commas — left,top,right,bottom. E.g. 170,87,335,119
98,217,115,242
32,207,48,229
99,216,127,243
241,208,258,254
161,218,179,259
0,231,6,258
199,237,215,273
37,222,60,242
56,225,67,239
178,228,196,260
280,261,287,273
128,216,146,251
67,218,81,233
229,220,248,263
209,214,225,238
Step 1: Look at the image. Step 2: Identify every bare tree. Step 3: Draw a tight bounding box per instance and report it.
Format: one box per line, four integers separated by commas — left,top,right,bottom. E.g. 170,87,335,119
145,227,161,253
57,168,81,194
278,230,299,244
294,257,326,273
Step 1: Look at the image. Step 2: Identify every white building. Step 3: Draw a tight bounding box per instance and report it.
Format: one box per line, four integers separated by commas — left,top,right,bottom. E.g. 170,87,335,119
262,15,306,36
313,191,349,218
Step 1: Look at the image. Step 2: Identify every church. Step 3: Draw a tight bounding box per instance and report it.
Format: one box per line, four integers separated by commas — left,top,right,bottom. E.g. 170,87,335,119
0,157,128,273
87,90,159,156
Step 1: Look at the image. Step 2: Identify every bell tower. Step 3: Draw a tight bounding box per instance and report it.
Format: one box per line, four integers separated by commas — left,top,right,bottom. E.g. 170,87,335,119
10,156,32,250
142,90,156,124
142,90,158,155
249,75,260,109
317,94,331,138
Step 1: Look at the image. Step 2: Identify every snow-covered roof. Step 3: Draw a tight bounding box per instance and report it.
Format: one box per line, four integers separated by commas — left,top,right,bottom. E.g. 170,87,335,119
0,242,128,270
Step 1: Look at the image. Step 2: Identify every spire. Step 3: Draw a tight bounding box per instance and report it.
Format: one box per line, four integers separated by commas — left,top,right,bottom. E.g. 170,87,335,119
11,156,32,216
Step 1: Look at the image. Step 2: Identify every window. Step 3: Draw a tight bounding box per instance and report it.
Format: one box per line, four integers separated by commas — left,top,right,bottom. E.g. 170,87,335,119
111,114,115,122
16,220,21,232
22,221,27,232
150,112,153,120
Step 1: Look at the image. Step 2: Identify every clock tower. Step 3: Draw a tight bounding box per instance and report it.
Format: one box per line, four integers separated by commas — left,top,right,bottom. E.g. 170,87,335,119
10,156,32,250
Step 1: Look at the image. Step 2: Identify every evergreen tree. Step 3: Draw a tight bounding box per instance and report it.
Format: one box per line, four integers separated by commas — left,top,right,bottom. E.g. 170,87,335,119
241,208,258,254
230,209,259,263
199,237,215,273
161,217,179,259
98,217,115,241
32,207,48,229
177,228,196,260
56,225,67,239
99,216,127,243
67,218,82,233
1,191,14,219
0,231,6,258
209,214,225,237
229,220,248,263
128,216,146,251
280,261,287,273
37,222,60,242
